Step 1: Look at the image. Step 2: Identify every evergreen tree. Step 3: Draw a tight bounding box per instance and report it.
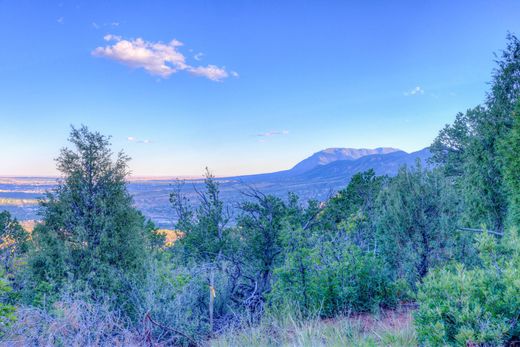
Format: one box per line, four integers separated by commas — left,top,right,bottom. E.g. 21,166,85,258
376,164,461,287
28,126,155,315
430,34,520,232
500,100,520,227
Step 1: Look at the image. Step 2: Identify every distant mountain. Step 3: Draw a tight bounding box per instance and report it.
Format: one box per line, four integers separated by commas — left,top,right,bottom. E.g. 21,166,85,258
295,148,431,182
233,147,430,184
290,147,400,174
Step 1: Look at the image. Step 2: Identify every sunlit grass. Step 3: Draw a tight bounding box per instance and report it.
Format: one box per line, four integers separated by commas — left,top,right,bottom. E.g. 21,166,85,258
211,309,416,347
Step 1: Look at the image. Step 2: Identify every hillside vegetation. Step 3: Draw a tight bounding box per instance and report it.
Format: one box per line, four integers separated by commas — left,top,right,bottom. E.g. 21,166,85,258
0,34,519,346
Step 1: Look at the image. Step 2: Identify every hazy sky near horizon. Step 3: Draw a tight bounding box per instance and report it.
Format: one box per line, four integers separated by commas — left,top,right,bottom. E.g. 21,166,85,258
1,1,520,177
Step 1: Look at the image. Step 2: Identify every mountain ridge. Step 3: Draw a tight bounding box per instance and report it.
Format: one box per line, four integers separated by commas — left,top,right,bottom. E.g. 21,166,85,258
290,147,401,174
231,147,430,183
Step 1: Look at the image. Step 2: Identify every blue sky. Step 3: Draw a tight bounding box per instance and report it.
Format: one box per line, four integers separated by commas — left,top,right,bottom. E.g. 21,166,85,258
1,1,519,177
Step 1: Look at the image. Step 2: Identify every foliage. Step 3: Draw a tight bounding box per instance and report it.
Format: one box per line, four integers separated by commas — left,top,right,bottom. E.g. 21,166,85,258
170,168,235,264
0,211,28,283
270,225,401,317
500,100,520,227
0,273,16,336
430,34,520,232
321,169,386,252
26,126,157,317
415,230,520,346
375,164,466,287
237,190,299,311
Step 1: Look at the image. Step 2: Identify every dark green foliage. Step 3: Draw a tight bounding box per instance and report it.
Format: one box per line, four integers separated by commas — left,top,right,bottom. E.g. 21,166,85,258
415,231,520,346
267,173,403,317
270,223,401,317
26,126,156,316
430,34,520,232
500,100,520,227
376,164,463,287
239,191,322,312
169,172,244,334
322,169,385,252
238,191,291,297
170,168,234,264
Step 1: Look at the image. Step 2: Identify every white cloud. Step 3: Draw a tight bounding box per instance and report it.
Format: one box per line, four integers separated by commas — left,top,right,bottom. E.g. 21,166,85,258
230,71,239,78
92,35,233,81
404,86,424,96
93,36,187,77
194,52,204,61
92,21,120,29
188,65,228,82
103,34,122,42
127,136,152,144
256,130,289,137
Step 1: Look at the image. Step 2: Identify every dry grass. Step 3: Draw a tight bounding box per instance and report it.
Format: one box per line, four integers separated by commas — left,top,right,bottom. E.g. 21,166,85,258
210,308,416,347
1,299,142,347
156,229,184,247
20,220,37,233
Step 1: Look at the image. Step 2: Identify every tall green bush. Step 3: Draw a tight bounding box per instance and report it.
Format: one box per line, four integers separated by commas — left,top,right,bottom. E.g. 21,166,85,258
375,164,464,288
270,220,402,317
26,126,157,317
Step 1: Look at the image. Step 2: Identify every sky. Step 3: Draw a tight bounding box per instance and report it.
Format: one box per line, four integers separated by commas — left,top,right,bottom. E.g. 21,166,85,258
1,1,520,177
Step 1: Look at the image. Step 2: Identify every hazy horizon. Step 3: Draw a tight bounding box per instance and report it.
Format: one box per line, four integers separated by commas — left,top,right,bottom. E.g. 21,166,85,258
1,1,520,176
0,146,427,178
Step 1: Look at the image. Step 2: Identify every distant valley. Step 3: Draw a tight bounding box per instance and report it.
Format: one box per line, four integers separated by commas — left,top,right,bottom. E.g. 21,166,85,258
0,147,430,228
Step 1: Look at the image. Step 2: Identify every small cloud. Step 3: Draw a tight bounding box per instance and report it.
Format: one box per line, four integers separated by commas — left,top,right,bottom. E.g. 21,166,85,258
57,17,64,24
92,35,233,81
127,136,152,144
188,65,228,82
194,52,204,61
230,71,239,78
404,86,424,96
92,21,120,29
103,34,122,42
256,130,289,137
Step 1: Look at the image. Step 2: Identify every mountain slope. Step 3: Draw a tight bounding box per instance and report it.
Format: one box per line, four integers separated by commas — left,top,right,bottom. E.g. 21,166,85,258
296,148,431,182
290,147,400,174
233,147,430,184
233,147,404,183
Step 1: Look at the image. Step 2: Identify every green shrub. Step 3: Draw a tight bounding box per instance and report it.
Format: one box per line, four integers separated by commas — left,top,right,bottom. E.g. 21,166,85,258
415,230,520,346
269,226,405,317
